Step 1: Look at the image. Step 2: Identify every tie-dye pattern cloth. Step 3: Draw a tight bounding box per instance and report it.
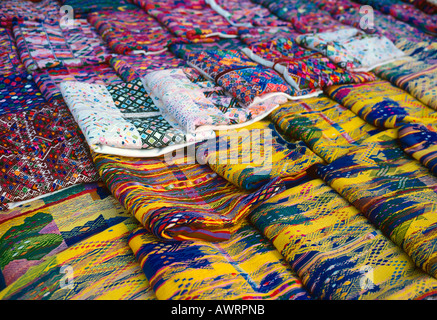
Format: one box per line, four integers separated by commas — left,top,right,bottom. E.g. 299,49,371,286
250,178,437,299
128,220,312,300
93,152,285,241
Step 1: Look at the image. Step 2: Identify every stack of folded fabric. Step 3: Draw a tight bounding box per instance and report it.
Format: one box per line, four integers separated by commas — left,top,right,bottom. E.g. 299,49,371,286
1,0,437,302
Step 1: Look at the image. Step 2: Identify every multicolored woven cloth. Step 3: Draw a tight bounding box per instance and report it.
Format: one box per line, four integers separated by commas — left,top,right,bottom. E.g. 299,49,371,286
92,152,285,242
32,63,123,103
291,12,347,34
0,28,26,76
0,100,100,211
326,80,437,129
316,130,437,279
237,26,299,46
295,28,405,71
0,72,48,116
0,0,61,27
60,78,215,157
170,38,244,60
128,219,312,300
0,182,131,289
199,120,323,190
266,0,319,22
13,19,110,72
398,123,437,176
59,0,137,19
205,0,291,27
0,219,155,300
108,51,187,82
269,94,380,163
87,10,175,55
250,178,437,300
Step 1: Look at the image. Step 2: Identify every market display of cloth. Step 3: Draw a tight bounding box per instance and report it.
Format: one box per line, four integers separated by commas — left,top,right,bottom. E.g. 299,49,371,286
59,0,137,19
142,67,285,134
92,152,285,242
32,63,123,103
0,27,26,76
242,37,376,93
205,0,291,27
0,0,61,27
296,27,406,71
250,178,437,300
316,130,437,278
128,219,312,300
60,77,214,157
269,94,381,163
0,100,100,210
325,80,437,129
198,120,323,190
87,9,175,55
237,26,299,46
13,19,110,73
0,219,155,300
0,182,131,289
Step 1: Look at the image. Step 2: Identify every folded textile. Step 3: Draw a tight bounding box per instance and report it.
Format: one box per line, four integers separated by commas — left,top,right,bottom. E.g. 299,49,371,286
60,78,214,157
326,80,437,129
32,63,123,103
205,0,291,27
186,49,297,107
59,0,137,19
0,219,155,300
142,68,284,134
269,94,380,163
170,38,244,60
0,28,26,76
0,182,131,289
93,152,285,241
310,0,360,15
399,123,437,176
87,9,175,55
242,37,376,92
387,3,437,35
291,12,347,34
250,178,437,299
267,0,319,21
13,19,110,72
147,3,238,41
0,100,100,211
108,51,186,82
0,72,49,116
128,220,312,300
198,120,323,190
0,0,61,26
316,130,437,278
296,28,405,71
237,26,299,46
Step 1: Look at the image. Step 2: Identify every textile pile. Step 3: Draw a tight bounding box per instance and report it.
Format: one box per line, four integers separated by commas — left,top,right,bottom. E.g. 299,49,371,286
1,0,437,301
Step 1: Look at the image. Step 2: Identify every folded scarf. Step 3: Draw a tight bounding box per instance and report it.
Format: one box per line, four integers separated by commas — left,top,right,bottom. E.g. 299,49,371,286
326,80,437,129
269,94,380,163
0,100,99,211
32,63,123,103
250,178,437,299
92,152,285,241
0,182,130,290
60,77,214,157
296,28,405,71
316,130,437,279
87,10,175,55
128,220,312,300
0,219,154,300
0,28,26,76
13,19,110,72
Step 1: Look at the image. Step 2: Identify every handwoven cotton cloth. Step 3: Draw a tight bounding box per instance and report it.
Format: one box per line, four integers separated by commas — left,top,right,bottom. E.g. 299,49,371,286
128,220,312,300
0,100,100,211
326,80,437,129
269,94,380,163
237,26,299,46
250,178,437,299
92,152,285,241
58,0,137,19
316,130,437,279
170,38,244,60
0,0,61,27
0,28,26,76
0,219,154,300
60,78,214,157
291,12,347,34
296,28,405,71
13,19,110,72
0,182,130,289
87,9,175,55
